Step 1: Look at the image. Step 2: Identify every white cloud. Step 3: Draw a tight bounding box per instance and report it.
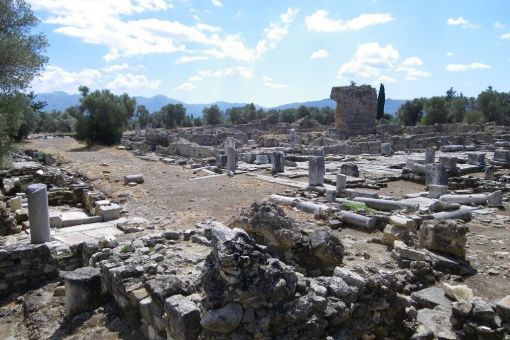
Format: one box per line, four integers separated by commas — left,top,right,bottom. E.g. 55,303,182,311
310,49,329,59
263,76,288,89
175,82,197,91
254,8,299,59
493,21,506,29
197,66,253,79
107,73,161,91
338,42,399,80
175,55,209,64
445,62,490,72
446,52,454,57
211,0,222,7
103,63,130,73
501,33,510,40
446,16,478,29
305,10,393,32
31,65,102,93
31,1,297,62
337,43,429,83
401,57,423,67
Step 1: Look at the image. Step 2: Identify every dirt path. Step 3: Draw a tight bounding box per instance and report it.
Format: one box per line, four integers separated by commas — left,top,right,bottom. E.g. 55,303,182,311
27,137,289,231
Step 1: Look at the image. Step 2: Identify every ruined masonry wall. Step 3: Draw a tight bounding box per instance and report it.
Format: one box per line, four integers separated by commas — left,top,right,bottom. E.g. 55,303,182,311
0,242,82,297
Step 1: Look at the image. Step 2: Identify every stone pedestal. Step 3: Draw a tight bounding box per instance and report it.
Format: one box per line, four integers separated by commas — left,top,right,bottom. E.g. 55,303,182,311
216,154,227,168
309,156,325,186
61,267,102,317
425,148,435,164
341,163,359,177
425,163,448,186
255,155,269,165
439,156,457,171
467,152,486,167
381,143,392,156
428,185,448,199
27,184,51,244
494,149,510,165
336,174,347,195
484,166,495,180
271,151,285,174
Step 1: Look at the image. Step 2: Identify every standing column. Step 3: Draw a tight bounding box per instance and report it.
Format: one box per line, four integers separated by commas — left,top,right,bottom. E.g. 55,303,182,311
27,183,50,243
424,147,435,164
225,137,236,174
309,156,325,186
135,121,141,139
290,129,297,147
336,174,346,197
272,151,285,174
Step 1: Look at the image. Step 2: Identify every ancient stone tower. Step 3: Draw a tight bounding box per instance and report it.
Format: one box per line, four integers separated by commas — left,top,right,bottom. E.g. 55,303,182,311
330,85,377,138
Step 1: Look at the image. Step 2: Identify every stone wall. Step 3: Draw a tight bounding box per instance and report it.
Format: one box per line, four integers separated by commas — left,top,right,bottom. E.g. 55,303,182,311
0,241,82,298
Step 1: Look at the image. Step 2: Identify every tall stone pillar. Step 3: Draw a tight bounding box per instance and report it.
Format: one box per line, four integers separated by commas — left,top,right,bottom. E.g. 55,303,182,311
135,121,141,139
425,147,435,164
27,183,51,244
272,151,285,174
290,129,297,147
336,174,346,196
425,163,448,186
225,137,236,174
309,156,325,186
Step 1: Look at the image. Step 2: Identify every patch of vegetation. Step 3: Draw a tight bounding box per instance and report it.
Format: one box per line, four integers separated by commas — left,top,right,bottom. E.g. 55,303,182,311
343,202,375,214
119,244,132,253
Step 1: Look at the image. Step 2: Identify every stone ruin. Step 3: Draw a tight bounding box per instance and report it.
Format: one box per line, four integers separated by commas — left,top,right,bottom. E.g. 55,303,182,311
2,86,510,339
330,85,377,138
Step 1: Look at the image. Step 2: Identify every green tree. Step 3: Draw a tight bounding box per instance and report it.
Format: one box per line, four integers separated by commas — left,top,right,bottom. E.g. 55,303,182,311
136,105,151,127
74,87,136,145
423,96,448,125
476,87,510,125
447,95,468,123
0,0,48,94
296,105,311,119
159,104,186,128
0,0,48,165
377,83,385,119
193,116,203,126
226,107,242,125
203,105,222,125
279,108,295,123
397,99,424,126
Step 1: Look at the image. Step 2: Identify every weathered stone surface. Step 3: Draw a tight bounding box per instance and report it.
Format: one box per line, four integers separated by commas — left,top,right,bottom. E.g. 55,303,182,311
27,183,51,244
417,306,455,340
330,85,377,136
309,156,325,186
230,202,343,274
496,295,510,322
412,287,452,310
200,302,243,333
418,220,468,259
340,163,359,177
165,294,202,340
487,190,503,207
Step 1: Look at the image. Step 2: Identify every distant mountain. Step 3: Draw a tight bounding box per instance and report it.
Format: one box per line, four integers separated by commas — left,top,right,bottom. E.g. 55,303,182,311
36,91,406,116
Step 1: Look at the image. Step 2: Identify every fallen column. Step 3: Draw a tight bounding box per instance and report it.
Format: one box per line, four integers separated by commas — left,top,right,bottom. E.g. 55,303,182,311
431,207,472,221
269,194,330,214
389,214,417,233
124,174,144,185
27,183,51,244
353,197,419,212
337,210,376,230
439,194,488,205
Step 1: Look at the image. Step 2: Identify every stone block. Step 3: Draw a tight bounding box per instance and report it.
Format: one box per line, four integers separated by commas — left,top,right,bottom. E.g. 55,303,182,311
165,294,202,340
97,203,122,221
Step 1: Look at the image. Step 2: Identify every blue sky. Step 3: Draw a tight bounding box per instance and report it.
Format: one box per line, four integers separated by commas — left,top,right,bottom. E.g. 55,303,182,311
29,0,510,106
